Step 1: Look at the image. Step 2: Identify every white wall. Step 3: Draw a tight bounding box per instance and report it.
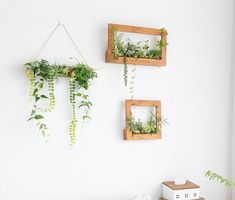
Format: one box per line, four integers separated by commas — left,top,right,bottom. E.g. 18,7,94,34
232,1,235,199
0,0,234,200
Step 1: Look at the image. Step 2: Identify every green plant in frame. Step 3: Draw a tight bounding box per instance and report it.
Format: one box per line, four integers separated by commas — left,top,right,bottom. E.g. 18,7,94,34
25,60,97,146
126,112,168,134
112,28,168,89
205,171,235,189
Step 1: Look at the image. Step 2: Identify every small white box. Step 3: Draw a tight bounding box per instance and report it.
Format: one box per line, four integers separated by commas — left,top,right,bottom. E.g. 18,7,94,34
163,180,200,200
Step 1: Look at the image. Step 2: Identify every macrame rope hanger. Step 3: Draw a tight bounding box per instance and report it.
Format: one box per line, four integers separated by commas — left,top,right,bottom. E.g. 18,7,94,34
34,22,88,65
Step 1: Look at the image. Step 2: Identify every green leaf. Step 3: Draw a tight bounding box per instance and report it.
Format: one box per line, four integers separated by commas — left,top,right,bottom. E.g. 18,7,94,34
39,123,46,130
30,110,36,117
28,117,34,121
41,95,48,99
39,82,44,89
33,88,38,96
35,97,40,102
35,115,44,120
83,115,91,120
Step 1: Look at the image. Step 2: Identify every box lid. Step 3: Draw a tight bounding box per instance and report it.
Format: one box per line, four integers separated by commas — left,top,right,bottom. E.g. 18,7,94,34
160,198,204,200
163,180,200,190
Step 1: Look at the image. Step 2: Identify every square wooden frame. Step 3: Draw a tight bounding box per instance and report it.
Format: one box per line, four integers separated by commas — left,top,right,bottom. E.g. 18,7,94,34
124,100,162,140
105,23,167,66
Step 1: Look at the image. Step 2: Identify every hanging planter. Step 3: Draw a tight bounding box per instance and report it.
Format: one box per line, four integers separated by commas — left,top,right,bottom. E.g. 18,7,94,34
25,60,97,146
105,24,168,87
124,99,167,140
25,23,97,146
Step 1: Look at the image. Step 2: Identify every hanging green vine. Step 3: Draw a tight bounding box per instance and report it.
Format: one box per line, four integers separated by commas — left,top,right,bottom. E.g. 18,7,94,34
69,77,77,146
25,60,49,138
25,60,97,146
123,57,128,86
129,65,136,99
46,77,55,112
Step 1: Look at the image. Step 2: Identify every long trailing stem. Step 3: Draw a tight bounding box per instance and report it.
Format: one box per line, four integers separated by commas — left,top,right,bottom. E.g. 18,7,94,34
78,91,92,126
69,77,77,146
28,77,49,140
46,77,55,112
123,56,128,86
129,65,136,99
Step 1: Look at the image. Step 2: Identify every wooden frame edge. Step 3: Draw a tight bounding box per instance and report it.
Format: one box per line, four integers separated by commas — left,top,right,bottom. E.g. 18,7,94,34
124,99,162,140
106,23,167,66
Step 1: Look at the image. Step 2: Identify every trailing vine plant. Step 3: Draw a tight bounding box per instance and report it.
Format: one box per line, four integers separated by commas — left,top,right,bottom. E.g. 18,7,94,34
69,64,96,146
205,170,235,189
129,65,136,99
25,60,97,146
26,60,50,139
112,28,168,89
126,112,168,134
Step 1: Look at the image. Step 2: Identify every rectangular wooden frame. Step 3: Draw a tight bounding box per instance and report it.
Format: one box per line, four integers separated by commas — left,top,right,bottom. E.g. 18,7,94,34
124,100,162,140
105,23,167,66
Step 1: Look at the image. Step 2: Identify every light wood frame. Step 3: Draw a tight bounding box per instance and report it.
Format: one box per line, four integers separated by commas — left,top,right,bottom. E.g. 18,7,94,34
124,99,162,140
105,23,167,66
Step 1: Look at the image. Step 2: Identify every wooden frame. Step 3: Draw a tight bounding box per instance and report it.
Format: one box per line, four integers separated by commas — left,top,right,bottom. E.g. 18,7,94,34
105,23,167,66
124,100,162,140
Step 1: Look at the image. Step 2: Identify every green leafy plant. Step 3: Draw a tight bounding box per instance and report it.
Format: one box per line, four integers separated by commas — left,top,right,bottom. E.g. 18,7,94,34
126,112,168,134
205,170,235,188
26,60,50,139
113,28,168,87
69,63,97,146
25,60,97,146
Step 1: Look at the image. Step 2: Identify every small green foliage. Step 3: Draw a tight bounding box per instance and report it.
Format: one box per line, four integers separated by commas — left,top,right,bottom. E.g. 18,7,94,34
68,63,97,146
71,63,97,89
112,29,168,90
25,60,97,146
126,112,168,134
161,28,168,35
205,171,235,189
113,30,168,60
112,31,124,58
